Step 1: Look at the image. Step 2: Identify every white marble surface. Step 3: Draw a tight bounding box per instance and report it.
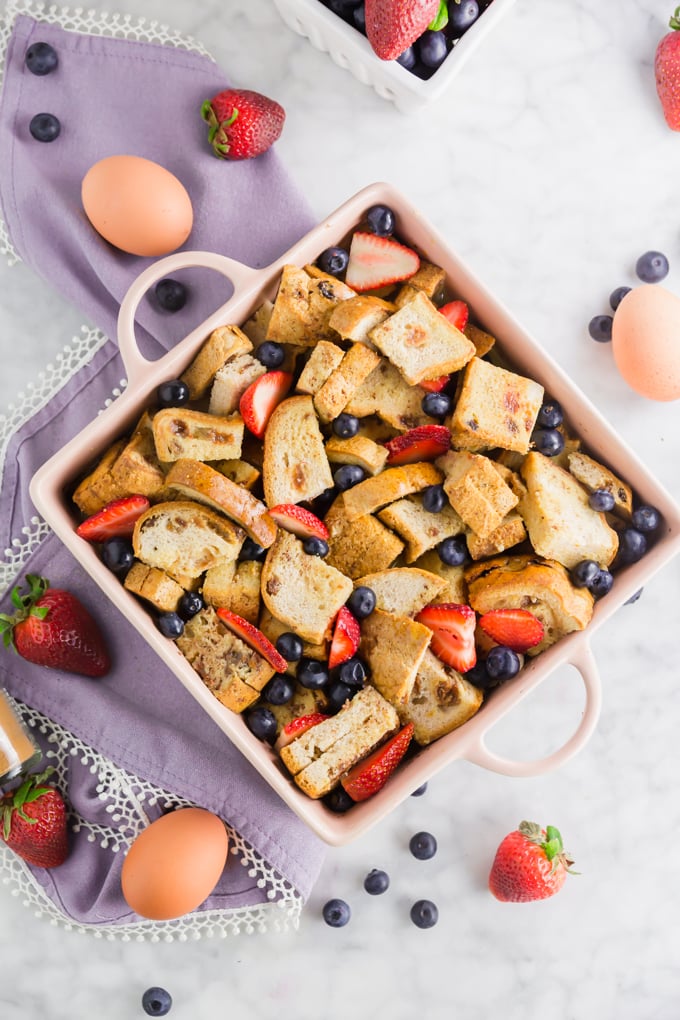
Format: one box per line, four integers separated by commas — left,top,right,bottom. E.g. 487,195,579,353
1,0,680,1017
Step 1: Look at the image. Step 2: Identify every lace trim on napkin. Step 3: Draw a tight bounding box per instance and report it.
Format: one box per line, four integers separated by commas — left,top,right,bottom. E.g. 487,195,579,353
0,0,214,265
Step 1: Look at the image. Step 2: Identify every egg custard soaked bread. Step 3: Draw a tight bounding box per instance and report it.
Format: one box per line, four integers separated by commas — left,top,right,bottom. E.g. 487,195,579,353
71,208,656,810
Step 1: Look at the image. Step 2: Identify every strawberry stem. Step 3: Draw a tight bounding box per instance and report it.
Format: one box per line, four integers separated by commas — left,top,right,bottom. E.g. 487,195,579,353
429,1,449,31
1,767,55,840
670,7,680,29
0,575,50,652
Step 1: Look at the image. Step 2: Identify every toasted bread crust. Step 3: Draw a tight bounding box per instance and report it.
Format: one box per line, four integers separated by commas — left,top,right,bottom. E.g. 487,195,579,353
342,462,442,522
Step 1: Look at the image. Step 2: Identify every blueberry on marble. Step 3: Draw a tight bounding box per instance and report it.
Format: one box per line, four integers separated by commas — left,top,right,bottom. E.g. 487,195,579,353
571,559,601,589
422,484,446,513
276,631,304,662
338,656,367,688
536,400,563,429
323,898,351,927
142,987,173,1017
154,279,187,312
411,782,428,797
178,591,204,620
334,464,366,491
631,505,661,533
332,413,360,438
303,536,329,557
409,831,437,860
245,705,277,742
324,786,355,813
256,341,285,369
156,378,190,408
239,538,267,562
421,391,451,418
589,489,615,513
317,246,349,276
484,645,521,684
617,528,648,564
418,30,448,69
326,680,355,713
588,315,613,343
449,0,479,32
157,612,184,639
364,869,390,895
365,204,395,237
410,899,439,929
532,428,565,457
636,250,669,283
262,674,295,706
25,42,58,76
298,658,329,690
397,46,416,70
101,537,134,576
29,112,60,142
610,286,631,311
589,568,614,599
438,536,468,567
346,586,376,619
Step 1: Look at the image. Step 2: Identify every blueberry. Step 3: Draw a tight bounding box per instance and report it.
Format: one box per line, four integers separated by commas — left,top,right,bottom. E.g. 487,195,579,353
571,559,601,588
589,568,614,599
239,538,267,562
178,591,204,620
101,537,134,576
332,413,360,438
245,705,277,742
317,246,349,276
156,379,190,408
25,42,58,76
438,536,468,566
409,831,437,860
532,428,565,457
275,631,304,662
617,528,648,564
346,586,376,619
262,674,295,705
397,46,416,70
632,504,661,532
255,341,285,369
588,315,613,343
154,279,187,312
298,658,329,690
422,484,446,513
142,987,173,1017
636,250,669,283
410,899,439,929
418,30,448,69
411,782,428,797
463,660,494,690
157,612,184,639
324,786,355,812
421,391,451,418
352,4,366,31
313,487,338,519
303,537,329,557
624,587,644,605
334,464,366,491
364,869,390,895
589,489,615,513
536,400,563,430
29,113,60,142
449,0,479,32
338,656,367,688
610,286,631,311
326,680,355,713
322,898,351,927
365,204,395,237
484,645,521,683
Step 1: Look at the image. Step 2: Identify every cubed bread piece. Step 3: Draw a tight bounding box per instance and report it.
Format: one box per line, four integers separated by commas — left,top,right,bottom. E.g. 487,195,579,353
413,551,467,604
180,325,253,400
447,357,544,455
342,462,442,522
325,435,388,476
165,459,276,547
295,341,344,396
123,562,184,612
241,301,273,346
153,408,244,463
463,322,496,358
226,560,262,624
261,531,353,644
357,417,399,443
211,459,260,491
110,414,166,499
327,295,395,345
393,262,447,309
438,450,519,539
176,606,275,712
258,607,328,664
377,494,465,562
360,610,432,706
313,343,382,423
132,500,245,579
262,684,329,735
265,264,355,347
490,461,527,501
280,686,399,799
209,354,266,416
368,292,475,386
466,510,527,560
262,395,333,506
72,439,127,516
354,568,447,617
398,650,483,745
345,359,436,431
465,553,594,655
519,452,619,569
325,494,405,579
202,560,237,609
567,451,633,520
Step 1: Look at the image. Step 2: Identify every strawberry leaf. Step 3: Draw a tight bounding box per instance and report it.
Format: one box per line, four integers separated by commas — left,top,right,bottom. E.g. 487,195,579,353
429,0,449,31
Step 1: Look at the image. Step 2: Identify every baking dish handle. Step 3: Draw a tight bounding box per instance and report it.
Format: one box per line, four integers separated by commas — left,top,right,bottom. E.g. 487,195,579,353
117,251,261,386
462,643,602,778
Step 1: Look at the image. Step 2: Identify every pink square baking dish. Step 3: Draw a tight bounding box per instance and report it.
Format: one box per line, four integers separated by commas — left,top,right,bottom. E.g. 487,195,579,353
29,183,680,845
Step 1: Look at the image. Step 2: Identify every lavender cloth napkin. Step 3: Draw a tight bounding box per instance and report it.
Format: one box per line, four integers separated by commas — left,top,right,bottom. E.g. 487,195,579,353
0,13,327,921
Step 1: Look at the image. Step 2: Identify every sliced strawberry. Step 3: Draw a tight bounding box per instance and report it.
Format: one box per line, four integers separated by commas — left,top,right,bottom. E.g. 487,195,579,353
344,231,420,292
239,371,292,439
415,603,477,673
76,494,150,542
269,504,329,541
419,375,449,393
216,609,288,672
341,723,414,802
478,609,544,653
275,712,330,752
439,300,469,332
328,607,360,669
384,425,450,466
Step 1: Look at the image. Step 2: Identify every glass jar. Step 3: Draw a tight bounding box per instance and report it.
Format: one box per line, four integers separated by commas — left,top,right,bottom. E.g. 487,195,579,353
0,689,41,787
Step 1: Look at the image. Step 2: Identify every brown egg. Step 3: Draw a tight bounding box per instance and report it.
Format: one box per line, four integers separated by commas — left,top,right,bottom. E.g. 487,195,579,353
81,155,193,257
121,807,229,920
612,284,680,401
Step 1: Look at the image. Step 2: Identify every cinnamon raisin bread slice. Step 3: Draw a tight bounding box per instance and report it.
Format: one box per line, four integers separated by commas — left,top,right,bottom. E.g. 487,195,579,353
153,408,244,463
262,395,333,506
132,501,244,579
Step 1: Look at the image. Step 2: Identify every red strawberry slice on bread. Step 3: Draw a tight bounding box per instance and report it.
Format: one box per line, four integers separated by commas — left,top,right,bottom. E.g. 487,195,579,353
384,425,450,466
419,375,450,393
76,494,150,542
365,0,440,61
478,609,544,653
341,723,414,802
275,712,330,752
216,609,288,673
201,88,285,160
328,607,361,669
415,602,477,673
344,232,420,292
439,300,469,332
239,371,292,439
269,504,329,541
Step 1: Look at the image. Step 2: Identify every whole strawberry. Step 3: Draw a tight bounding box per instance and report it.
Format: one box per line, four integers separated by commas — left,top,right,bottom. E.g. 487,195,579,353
1,768,69,869
365,0,441,61
488,820,575,902
655,8,680,130
201,88,285,160
0,574,110,678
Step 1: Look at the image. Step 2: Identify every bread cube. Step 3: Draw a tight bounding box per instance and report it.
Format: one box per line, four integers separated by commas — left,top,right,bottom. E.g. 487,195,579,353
447,357,544,454
202,560,237,609
378,494,465,562
345,359,436,431
209,354,266,416
110,413,166,499
132,500,245,579
354,568,446,617
438,450,519,539
398,650,483,745
328,295,394,345
360,609,432,706
123,562,184,613
466,510,527,560
342,462,442,522
153,408,244,463
325,434,388,476
463,322,496,358
180,325,253,400
72,438,127,516
265,264,355,347
568,451,633,520
325,494,405,579
313,343,381,423
393,262,447,310
262,395,333,506
413,551,468,604
295,341,344,396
